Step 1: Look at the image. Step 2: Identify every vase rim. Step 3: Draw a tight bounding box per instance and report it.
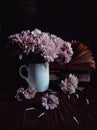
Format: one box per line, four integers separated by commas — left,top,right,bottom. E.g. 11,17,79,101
29,61,49,64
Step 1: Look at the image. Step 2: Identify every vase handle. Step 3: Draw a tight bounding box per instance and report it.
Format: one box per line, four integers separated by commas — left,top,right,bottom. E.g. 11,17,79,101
19,65,28,81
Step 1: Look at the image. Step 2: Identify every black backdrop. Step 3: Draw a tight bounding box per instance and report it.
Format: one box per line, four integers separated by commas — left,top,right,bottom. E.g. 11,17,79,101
1,1,97,56
0,0,97,91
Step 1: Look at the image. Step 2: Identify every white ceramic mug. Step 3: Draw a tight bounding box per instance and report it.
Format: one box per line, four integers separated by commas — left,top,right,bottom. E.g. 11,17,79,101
19,62,49,92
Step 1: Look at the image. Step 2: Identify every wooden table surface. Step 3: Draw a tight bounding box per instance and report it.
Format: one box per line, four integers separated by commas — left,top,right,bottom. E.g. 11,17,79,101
0,81,97,130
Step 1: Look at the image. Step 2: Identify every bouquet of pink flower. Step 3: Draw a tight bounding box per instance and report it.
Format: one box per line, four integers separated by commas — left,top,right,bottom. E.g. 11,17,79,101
8,29,73,63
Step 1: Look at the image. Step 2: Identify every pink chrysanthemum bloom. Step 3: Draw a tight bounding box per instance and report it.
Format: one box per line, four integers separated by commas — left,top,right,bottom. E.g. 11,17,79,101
8,29,73,63
58,42,73,63
15,87,37,101
15,87,25,101
24,87,37,99
60,74,78,94
42,93,59,110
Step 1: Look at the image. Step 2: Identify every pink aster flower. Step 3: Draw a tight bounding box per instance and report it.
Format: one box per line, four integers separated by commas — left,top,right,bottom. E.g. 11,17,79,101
60,74,78,94
58,42,73,63
15,87,25,101
42,93,59,110
24,87,37,99
15,87,37,101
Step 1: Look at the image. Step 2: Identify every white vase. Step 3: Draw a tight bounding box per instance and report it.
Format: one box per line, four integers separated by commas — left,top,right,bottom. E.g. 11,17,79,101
19,62,49,92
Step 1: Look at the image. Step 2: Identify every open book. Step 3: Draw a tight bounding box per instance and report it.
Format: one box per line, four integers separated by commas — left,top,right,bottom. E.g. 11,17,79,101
50,41,96,72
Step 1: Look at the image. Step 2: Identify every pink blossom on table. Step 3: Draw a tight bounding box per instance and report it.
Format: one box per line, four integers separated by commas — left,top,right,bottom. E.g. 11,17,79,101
23,87,37,99
15,87,25,101
68,74,78,89
15,87,37,101
60,74,78,94
42,93,59,110
17,87,25,93
8,29,73,63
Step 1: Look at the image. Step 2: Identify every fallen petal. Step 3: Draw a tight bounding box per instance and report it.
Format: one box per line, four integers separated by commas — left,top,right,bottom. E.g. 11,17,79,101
73,116,79,125
26,107,36,111
38,112,45,118
86,98,89,105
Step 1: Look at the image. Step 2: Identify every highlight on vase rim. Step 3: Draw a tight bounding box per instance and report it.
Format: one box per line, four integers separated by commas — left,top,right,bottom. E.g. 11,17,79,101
8,29,73,63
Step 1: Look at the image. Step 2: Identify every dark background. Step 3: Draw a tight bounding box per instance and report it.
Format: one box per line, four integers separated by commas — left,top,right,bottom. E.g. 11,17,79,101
0,0,97,92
